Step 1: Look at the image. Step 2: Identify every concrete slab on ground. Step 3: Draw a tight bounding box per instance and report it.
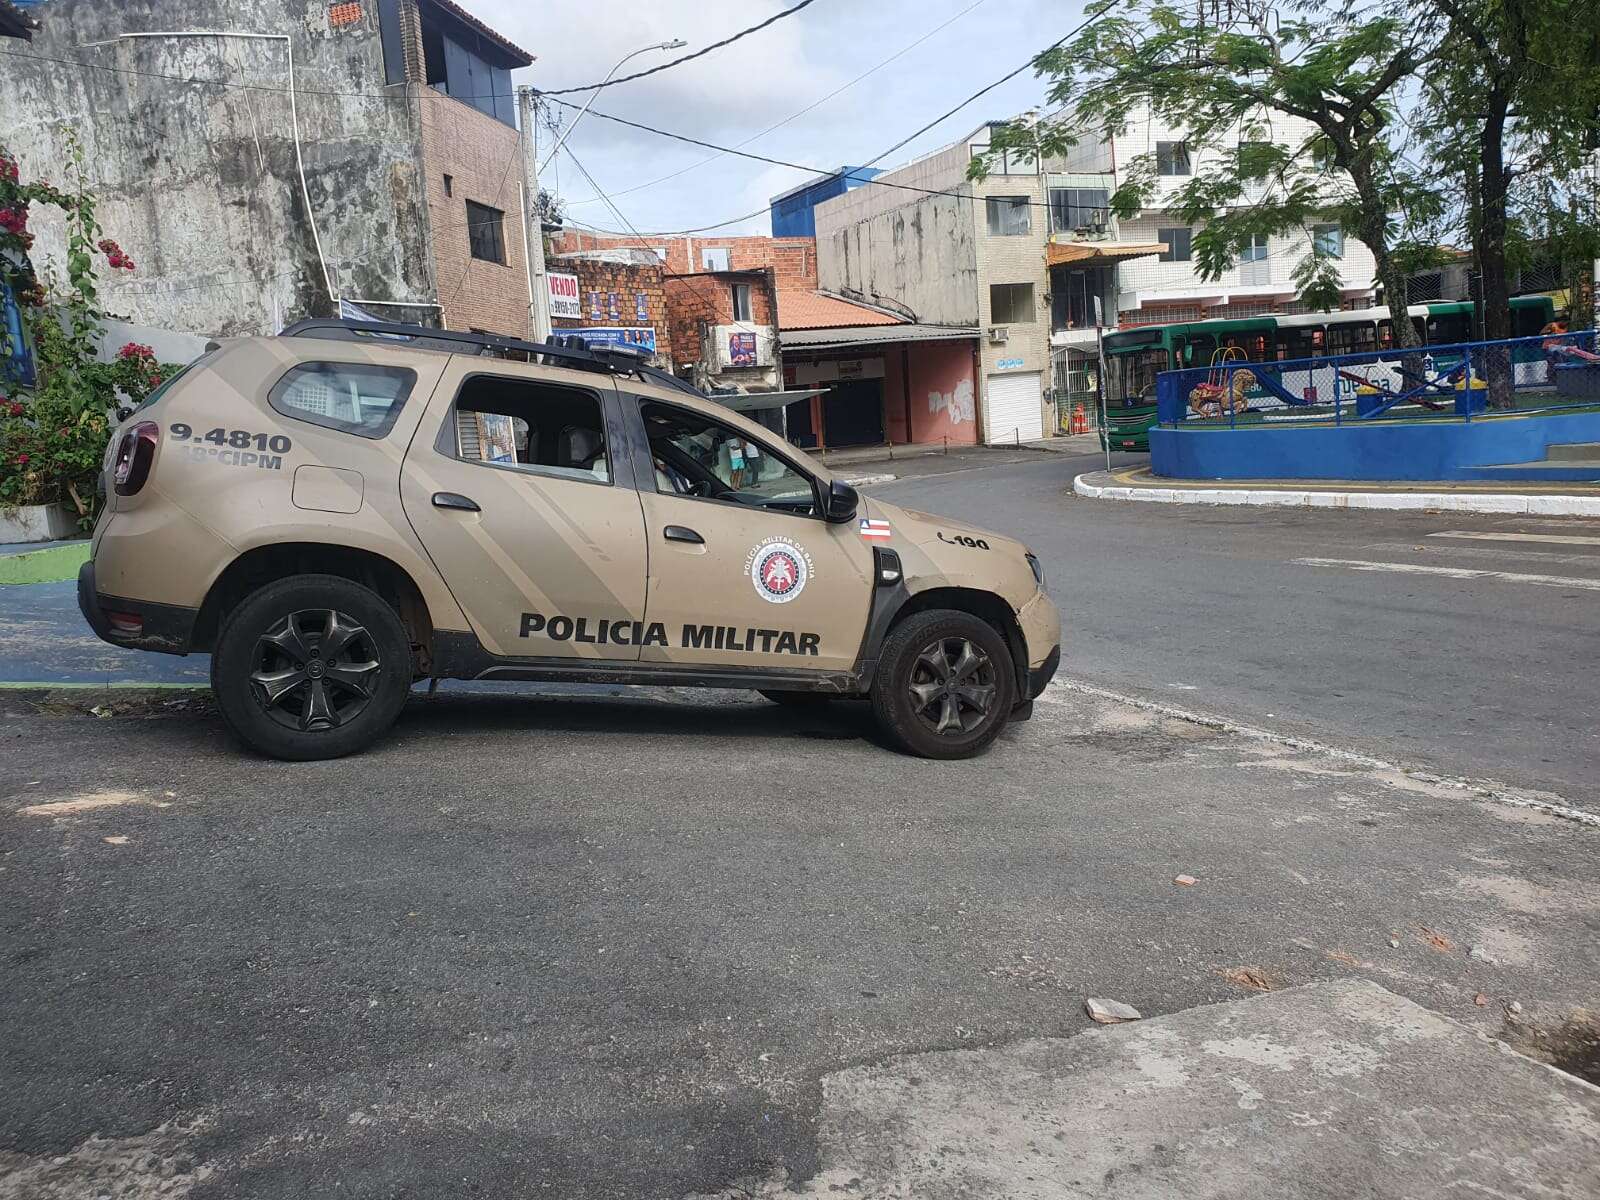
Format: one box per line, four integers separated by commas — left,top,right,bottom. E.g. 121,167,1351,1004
723,980,1600,1199
1077,467,1600,515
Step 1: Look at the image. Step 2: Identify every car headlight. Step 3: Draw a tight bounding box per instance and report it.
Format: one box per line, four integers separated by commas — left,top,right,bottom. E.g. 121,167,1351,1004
1025,551,1045,592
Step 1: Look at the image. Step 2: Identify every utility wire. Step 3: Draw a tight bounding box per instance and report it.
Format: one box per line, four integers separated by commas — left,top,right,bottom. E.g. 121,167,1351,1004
558,144,779,349
564,0,991,208
539,0,821,95
543,11,1101,236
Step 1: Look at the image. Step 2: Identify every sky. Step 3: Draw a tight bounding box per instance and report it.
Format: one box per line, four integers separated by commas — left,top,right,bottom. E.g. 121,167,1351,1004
468,0,1080,237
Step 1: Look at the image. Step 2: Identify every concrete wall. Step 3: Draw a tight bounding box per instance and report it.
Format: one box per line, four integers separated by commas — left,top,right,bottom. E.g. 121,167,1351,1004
1150,411,1600,481
882,339,979,446
0,0,437,337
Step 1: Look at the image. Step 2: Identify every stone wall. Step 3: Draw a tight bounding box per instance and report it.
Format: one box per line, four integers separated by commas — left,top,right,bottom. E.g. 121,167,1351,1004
0,0,437,337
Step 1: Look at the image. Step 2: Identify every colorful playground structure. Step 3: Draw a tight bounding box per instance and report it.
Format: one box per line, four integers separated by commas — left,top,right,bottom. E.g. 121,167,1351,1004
1146,324,1600,482
1097,298,1557,453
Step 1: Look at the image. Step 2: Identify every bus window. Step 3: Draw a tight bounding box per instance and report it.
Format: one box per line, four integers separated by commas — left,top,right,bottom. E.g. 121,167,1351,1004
1326,321,1378,356
1427,312,1472,345
1377,320,1393,349
1278,328,1319,361
1511,301,1551,338
1181,334,1217,366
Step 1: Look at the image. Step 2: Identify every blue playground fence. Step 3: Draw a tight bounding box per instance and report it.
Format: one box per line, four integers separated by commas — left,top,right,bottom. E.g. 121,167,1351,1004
1156,329,1600,429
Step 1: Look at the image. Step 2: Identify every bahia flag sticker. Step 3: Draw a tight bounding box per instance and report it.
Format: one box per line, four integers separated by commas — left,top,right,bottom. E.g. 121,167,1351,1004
859,518,892,540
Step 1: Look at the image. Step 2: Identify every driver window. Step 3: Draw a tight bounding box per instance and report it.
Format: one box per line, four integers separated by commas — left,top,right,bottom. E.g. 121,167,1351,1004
452,375,610,485
641,401,817,515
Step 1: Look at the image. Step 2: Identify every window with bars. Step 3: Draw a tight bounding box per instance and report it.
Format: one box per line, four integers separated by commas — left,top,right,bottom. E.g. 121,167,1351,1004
1312,224,1344,258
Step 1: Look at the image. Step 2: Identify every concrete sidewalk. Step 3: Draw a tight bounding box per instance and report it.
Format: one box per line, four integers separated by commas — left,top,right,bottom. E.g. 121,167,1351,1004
729,980,1600,1199
1077,466,1600,515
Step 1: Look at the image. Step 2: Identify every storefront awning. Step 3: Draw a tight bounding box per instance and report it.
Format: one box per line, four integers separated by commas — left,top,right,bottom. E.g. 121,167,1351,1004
1047,241,1166,268
713,388,826,413
780,323,979,351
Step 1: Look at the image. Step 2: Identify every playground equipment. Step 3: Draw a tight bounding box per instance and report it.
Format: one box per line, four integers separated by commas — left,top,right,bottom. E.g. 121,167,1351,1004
1150,328,1600,482
1186,347,1257,417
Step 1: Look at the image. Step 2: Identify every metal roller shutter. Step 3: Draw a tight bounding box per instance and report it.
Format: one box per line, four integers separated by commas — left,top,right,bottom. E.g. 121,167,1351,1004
983,371,1043,444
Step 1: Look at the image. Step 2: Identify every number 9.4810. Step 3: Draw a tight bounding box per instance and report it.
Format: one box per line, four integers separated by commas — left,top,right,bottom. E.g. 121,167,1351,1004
168,423,291,454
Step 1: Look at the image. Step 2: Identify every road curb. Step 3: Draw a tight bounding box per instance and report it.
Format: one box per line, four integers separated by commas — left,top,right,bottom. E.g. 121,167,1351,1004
1073,473,1600,516
842,472,898,486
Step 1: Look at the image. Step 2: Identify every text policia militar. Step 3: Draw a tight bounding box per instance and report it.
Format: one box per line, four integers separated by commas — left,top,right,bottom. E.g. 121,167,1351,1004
520,614,821,656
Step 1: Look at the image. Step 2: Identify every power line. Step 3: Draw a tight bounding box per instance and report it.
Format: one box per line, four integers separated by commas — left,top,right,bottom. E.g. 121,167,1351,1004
563,0,992,208
539,0,821,96
542,12,1101,236
558,144,778,349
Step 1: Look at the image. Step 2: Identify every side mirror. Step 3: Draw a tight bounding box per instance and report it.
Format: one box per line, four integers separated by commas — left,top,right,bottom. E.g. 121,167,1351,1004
823,479,859,524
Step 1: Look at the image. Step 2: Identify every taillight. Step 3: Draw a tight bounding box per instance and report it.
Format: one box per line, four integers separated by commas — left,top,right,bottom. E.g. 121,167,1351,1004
113,421,160,496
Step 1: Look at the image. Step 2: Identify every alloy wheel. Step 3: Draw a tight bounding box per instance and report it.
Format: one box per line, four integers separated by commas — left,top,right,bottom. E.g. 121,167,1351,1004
906,636,997,736
249,609,382,733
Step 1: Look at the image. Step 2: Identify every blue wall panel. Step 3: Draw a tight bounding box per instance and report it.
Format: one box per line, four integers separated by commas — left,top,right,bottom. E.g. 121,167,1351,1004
1151,412,1600,481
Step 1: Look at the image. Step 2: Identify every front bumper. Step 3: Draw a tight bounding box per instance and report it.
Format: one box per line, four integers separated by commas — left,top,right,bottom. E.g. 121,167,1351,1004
78,560,199,656
1027,644,1060,699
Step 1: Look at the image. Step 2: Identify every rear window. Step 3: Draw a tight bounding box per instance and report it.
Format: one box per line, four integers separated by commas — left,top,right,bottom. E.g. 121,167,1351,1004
268,362,416,438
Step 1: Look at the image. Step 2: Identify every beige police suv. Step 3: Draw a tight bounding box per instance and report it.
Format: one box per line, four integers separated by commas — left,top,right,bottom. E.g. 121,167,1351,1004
80,320,1059,761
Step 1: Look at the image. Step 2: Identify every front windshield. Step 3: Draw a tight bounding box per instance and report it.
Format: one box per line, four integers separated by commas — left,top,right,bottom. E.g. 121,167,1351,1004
1103,348,1169,406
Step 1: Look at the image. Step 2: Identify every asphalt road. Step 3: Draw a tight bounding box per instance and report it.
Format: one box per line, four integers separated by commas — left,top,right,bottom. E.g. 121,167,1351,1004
869,451,1600,802
3,685,1596,1198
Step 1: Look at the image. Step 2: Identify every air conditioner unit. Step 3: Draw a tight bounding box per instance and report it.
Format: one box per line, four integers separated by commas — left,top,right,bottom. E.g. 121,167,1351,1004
987,325,1010,343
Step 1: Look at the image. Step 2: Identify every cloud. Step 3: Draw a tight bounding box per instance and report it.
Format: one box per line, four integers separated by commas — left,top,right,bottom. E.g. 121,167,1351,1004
464,0,1078,235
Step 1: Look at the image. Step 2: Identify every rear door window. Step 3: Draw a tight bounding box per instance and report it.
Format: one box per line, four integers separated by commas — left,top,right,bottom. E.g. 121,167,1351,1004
269,362,416,438
450,374,612,485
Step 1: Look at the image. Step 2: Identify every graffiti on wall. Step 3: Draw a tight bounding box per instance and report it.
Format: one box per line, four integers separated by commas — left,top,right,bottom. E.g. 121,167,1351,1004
927,379,975,425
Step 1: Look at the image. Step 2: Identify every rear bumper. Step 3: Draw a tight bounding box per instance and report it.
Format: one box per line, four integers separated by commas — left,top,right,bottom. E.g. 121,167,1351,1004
78,560,199,656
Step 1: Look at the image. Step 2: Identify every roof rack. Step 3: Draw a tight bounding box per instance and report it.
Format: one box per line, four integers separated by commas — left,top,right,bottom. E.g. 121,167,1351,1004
278,318,702,399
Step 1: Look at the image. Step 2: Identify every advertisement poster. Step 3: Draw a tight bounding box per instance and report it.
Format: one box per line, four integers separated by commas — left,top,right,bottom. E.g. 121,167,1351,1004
607,292,621,320
728,331,757,367
634,292,649,323
587,291,602,320
567,327,657,354
547,272,582,320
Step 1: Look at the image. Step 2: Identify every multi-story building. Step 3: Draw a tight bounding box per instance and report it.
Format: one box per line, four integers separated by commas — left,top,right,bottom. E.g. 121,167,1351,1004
769,167,881,239
814,112,1379,440
0,0,534,338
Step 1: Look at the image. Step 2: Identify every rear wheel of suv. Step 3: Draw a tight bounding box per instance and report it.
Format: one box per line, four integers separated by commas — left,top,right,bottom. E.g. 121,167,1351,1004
870,609,1016,760
211,575,413,761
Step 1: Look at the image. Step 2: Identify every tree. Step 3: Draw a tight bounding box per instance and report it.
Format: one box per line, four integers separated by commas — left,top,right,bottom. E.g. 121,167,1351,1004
1417,0,1600,352
973,0,1446,346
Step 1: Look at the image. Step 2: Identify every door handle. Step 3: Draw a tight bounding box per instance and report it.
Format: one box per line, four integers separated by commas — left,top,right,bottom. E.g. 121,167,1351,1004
663,525,704,544
432,492,480,512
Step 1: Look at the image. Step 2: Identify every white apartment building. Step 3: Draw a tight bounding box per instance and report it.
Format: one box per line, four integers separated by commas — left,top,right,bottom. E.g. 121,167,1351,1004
813,108,1377,440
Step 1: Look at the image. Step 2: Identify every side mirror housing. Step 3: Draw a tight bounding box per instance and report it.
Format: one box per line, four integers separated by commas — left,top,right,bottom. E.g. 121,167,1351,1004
823,479,859,524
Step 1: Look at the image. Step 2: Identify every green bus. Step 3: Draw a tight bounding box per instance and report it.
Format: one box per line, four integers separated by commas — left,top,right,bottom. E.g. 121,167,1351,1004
1098,297,1558,451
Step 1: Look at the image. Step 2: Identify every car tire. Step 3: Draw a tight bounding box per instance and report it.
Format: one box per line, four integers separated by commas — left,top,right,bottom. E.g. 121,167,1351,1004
757,689,836,708
870,609,1016,760
211,574,413,761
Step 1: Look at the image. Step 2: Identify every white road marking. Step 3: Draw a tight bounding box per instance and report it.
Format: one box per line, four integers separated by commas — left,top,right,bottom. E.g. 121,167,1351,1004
1294,557,1600,591
1040,678,1600,829
1428,530,1600,547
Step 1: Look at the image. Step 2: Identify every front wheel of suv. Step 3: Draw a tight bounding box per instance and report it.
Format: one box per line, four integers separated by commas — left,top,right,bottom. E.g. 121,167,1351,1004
211,574,413,761
870,609,1016,760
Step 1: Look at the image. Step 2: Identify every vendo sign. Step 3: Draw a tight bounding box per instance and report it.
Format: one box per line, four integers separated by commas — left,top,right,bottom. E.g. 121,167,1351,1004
547,272,581,319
